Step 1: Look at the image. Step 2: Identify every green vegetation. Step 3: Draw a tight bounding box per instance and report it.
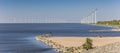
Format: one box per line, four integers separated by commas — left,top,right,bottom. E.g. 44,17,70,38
82,38,93,50
97,20,120,26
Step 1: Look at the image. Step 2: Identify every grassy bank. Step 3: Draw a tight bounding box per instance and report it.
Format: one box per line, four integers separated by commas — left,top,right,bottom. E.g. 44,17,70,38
96,20,120,28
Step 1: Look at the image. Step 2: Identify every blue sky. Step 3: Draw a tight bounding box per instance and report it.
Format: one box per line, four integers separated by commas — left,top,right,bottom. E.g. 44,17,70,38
0,0,120,23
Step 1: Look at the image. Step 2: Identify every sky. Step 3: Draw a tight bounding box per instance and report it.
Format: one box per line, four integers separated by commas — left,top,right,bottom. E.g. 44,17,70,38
0,0,120,23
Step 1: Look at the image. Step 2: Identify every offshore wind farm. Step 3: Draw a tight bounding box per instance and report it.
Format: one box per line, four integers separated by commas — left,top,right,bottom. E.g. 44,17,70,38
80,9,97,24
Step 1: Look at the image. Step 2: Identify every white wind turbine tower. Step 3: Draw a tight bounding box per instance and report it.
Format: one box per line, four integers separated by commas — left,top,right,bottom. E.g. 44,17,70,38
90,8,98,24
94,8,98,24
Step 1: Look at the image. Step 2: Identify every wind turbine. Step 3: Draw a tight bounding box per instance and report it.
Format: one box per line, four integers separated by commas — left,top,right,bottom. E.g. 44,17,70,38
94,8,98,24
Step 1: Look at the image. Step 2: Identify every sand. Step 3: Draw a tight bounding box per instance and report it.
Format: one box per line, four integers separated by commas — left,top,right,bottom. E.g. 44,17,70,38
46,37,120,47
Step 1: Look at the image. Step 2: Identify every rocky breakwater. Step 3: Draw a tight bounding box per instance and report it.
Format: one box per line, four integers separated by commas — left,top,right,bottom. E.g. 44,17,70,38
36,36,65,53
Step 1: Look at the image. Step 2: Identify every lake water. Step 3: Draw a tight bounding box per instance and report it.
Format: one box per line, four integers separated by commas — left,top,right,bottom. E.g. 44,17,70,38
0,23,120,53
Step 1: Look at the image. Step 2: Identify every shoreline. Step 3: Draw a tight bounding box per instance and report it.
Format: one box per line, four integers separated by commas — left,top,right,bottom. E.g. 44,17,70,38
87,24,120,32
36,36,120,53
82,23,119,29
90,23,120,28
86,23,115,28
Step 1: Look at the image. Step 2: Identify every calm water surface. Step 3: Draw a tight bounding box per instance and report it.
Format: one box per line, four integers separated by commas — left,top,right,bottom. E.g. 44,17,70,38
0,23,120,53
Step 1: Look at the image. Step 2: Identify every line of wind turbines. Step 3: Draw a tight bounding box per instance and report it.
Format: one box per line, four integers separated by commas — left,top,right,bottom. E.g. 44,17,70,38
80,9,98,24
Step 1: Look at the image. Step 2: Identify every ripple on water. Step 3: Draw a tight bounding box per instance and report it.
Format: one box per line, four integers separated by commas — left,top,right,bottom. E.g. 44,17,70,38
0,35,56,53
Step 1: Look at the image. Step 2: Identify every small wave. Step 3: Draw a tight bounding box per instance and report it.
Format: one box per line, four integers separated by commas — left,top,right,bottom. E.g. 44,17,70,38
89,29,120,32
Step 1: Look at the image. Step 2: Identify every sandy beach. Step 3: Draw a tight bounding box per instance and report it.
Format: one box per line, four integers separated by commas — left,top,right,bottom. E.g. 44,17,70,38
45,37,120,47
36,36,120,53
